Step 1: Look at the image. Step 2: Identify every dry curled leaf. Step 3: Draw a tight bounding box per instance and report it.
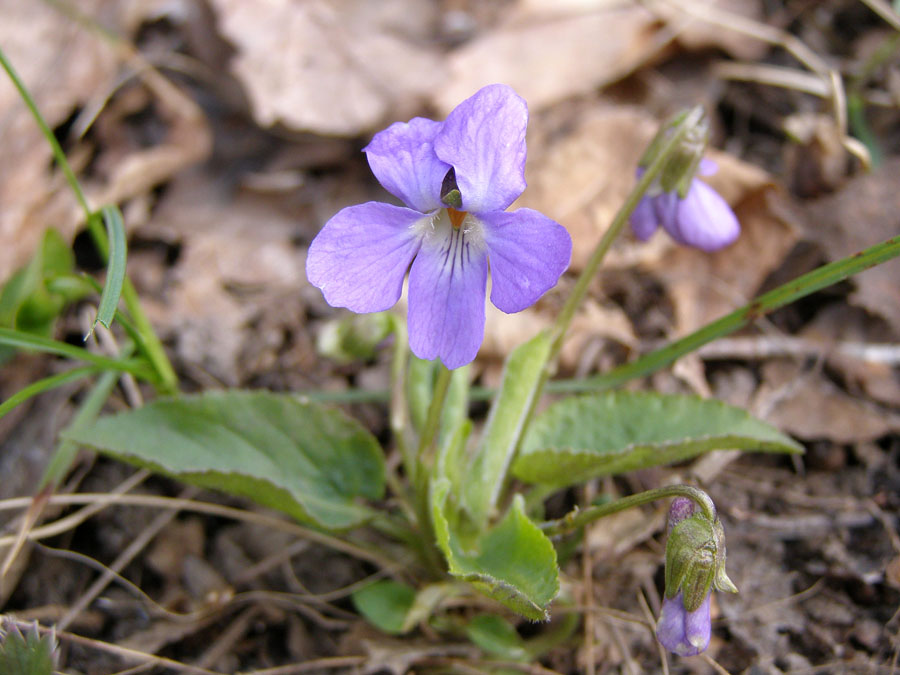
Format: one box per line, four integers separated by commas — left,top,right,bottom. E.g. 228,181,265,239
0,0,116,278
801,157,900,336
210,0,442,135
432,4,660,115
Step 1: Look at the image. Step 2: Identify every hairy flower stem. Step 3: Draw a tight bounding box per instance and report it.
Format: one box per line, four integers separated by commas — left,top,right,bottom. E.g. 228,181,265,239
386,316,419,525
486,111,701,509
540,485,716,538
411,364,453,573
0,47,178,395
548,108,702,363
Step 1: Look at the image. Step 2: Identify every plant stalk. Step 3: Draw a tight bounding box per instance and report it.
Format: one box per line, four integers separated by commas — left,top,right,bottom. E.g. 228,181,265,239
540,485,716,538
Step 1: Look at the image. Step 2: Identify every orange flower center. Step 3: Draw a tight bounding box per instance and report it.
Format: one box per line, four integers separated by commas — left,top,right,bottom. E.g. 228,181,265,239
448,208,467,229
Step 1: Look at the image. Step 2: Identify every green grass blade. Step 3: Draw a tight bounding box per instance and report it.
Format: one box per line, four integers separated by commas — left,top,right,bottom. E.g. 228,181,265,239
87,206,127,337
549,234,900,394
0,327,155,381
0,366,99,421
40,367,121,489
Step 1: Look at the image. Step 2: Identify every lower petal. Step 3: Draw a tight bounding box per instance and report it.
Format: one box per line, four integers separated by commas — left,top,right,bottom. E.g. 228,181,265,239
479,209,572,314
656,592,711,657
669,180,740,251
407,223,488,369
306,202,425,313
630,196,659,241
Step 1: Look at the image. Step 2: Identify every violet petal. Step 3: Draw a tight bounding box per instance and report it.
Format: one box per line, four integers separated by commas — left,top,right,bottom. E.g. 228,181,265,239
478,208,571,313
698,157,718,176
630,196,659,241
364,117,450,213
656,591,712,657
668,180,740,251
306,202,425,313
407,220,488,369
433,84,527,213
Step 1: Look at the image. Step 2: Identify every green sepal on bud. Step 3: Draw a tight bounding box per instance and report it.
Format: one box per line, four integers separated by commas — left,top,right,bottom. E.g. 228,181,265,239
664,509,737,613
638,106,710,198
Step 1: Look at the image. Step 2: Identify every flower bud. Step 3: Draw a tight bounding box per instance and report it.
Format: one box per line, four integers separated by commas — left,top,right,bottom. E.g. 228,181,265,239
638,106,709,197
631,107,740,252
656,496,737,657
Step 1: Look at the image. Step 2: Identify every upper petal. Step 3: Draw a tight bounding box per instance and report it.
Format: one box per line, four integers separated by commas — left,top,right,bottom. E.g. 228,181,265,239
479,208,571,314
667,180,740,251
364,117,450,213
433,84,528,212
306,202,425,313
407,214,489,369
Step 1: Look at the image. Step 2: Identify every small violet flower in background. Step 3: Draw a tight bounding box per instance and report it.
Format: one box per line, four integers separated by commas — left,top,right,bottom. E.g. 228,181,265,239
306,84,572,369
631,158,740,252
656,496,738,657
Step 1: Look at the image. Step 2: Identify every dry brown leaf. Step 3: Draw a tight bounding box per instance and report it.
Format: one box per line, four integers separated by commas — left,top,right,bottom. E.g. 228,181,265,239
210,0,442,135
0,0,211,280
138,173,304,385
431,5,661,115
480,296,635,370
659,187,798,334
801,157,900,336
757,360,900,443
802,305,900,408
651,0,770,60
586,505,660,558
0,0,117,278
517,104,660,272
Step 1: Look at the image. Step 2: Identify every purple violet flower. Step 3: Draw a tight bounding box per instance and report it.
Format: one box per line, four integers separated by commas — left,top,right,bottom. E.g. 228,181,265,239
306,84,572,369
630,160,740,252
656,590,712,657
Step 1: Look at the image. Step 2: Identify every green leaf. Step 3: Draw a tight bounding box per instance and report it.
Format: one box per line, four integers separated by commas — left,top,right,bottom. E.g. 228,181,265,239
514,392,804,486
64,390,386,529
0,229,75,334
463,331,551,528
0,623,56,675
88,205,127,337
432,480,559,620
352,580,416,634
465,614,529,661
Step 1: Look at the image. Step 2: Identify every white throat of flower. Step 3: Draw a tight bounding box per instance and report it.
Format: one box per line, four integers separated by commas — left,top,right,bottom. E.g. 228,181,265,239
416,208,487,278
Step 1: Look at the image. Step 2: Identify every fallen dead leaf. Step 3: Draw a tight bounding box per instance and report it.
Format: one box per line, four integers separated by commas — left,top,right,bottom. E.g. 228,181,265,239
757,360,900,443
138,172,305,385
650,0,770,60
480,296,636,371
0,0,116,279
517,104,660,272
802,305,900,408
0,0,211,281
801,157,900,336
659,187,798,334
432,4,661,115
209,0,442,135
